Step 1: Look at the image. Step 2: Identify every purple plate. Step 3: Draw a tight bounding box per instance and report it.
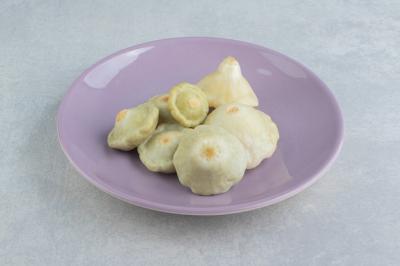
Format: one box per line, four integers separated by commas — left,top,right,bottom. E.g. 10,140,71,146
57,37,343,215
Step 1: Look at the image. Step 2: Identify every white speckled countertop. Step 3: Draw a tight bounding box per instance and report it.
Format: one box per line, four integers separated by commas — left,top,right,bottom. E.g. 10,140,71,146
1,1,399,265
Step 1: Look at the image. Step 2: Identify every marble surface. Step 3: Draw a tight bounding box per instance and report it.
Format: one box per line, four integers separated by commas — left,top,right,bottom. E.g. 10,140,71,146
1,1,399,265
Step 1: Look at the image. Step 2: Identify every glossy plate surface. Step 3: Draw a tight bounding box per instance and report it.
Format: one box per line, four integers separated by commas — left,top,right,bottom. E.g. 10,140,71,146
57,37,343,215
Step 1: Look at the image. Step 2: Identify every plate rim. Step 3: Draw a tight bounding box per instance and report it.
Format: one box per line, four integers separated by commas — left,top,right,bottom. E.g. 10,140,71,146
56,36,344,216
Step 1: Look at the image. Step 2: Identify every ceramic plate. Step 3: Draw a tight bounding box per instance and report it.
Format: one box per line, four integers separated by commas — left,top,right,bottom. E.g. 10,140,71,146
57,37,343,215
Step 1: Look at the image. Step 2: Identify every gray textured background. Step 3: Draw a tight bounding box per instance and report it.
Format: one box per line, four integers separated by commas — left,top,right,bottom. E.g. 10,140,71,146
1,1,399,265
